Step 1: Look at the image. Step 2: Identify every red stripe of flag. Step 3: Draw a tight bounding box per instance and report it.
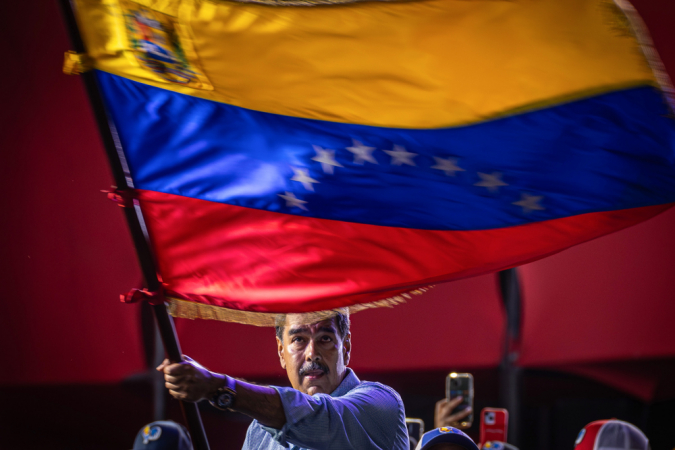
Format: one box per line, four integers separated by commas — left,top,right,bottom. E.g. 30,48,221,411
137,190,672,313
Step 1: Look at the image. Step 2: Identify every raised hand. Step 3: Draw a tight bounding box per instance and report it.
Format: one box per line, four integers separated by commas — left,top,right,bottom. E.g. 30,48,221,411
156,355,224,402
434,396,472,429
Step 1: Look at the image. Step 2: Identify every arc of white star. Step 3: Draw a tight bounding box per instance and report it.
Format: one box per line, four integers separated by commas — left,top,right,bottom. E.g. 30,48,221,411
278,191,308,211
311,145,343,174
384,144,417,166
513,193,545,213
474,172,508,193
431,157,465,176
290,167,319,191
346,140,378,165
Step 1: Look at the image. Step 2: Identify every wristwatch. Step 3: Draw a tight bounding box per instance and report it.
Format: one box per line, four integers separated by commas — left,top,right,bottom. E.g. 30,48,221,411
209,377,237,411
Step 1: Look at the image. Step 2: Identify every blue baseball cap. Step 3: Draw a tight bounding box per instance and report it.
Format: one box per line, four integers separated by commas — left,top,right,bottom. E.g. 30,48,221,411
132,421,193,450
415,427,480,450
484,441,519,450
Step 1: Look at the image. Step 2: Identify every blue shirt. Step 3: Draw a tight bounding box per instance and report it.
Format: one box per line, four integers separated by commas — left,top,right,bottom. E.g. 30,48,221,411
242,369,408,450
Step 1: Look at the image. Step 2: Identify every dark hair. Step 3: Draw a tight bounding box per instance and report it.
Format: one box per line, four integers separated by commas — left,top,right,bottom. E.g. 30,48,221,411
275,311,350,341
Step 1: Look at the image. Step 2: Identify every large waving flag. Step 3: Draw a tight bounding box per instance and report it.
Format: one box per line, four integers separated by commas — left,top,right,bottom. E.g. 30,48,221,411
71,0,675,324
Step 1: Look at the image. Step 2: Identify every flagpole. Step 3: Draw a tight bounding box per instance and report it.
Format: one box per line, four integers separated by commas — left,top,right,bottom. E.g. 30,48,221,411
57,1,210,448
498,268,523,448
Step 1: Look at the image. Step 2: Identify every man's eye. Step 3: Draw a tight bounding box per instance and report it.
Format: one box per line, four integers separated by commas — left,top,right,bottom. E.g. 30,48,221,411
292,337,303,343
321,335,332,342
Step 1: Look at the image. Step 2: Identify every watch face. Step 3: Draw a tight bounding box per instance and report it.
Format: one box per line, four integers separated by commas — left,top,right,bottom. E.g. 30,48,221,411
217,391,234,408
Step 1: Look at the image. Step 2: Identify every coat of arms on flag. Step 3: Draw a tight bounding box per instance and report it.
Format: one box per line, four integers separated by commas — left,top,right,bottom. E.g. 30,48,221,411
122,1,197,85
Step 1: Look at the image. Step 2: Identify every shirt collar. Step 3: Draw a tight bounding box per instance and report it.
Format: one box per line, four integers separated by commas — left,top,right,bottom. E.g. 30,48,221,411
330,368,360,398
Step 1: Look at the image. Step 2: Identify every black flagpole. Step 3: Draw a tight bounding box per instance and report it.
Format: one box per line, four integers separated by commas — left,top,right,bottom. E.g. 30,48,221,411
498,268,523,448
57,1,210,448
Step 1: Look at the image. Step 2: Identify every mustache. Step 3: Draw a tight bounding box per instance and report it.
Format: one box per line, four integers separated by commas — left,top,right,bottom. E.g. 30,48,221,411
298,361,330,377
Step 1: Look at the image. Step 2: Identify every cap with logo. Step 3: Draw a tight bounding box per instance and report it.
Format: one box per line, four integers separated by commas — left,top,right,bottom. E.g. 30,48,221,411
574,420,650,450
132,420,193,450
483,441,519,450
415,426,480,450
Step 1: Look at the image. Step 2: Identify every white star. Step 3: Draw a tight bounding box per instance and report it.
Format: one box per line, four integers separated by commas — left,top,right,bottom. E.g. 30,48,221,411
513,193,545,213
474,172,508,193
311,145,343,174
290,167,319,191
384,145,417,166
278,191,308,211
431,156,465,176
346,140,378,165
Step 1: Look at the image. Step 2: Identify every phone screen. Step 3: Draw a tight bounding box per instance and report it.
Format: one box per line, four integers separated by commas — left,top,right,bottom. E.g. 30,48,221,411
405,418,425,450
446,373,474,427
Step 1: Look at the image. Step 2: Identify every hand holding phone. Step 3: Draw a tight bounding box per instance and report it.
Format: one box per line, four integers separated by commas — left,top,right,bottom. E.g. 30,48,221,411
435,396,472,429
444,372,474,428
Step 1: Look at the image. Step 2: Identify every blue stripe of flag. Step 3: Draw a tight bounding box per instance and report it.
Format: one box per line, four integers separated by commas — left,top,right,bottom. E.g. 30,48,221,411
97,71,675,231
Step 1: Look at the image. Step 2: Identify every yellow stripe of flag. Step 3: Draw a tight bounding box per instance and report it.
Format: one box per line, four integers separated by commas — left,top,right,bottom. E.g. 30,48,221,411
75,0,657,128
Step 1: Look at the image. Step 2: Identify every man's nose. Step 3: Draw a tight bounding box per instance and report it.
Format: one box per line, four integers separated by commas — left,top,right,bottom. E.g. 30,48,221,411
305,339,322,361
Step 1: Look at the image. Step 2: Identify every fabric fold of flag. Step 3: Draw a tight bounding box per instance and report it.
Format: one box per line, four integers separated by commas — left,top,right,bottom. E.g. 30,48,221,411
73,0,675,324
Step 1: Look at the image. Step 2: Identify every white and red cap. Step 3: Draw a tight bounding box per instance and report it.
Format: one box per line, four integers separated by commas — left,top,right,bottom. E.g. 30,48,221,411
574,420,650,450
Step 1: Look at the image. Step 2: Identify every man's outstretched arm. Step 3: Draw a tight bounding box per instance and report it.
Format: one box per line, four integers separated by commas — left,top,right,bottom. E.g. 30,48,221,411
157,356,287,429
159,357,407,449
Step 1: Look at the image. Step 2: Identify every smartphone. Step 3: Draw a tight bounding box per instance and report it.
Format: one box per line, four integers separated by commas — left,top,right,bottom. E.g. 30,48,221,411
405,418,425,450
445,372,474,428
479,408,508,446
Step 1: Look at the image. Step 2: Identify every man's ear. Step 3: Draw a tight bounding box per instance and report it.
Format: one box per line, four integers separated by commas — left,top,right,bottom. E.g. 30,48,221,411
343,332,351,365
276,336,286,369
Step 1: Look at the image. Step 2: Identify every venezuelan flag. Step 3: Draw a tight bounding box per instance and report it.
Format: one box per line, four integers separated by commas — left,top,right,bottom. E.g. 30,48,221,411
72,0,675,323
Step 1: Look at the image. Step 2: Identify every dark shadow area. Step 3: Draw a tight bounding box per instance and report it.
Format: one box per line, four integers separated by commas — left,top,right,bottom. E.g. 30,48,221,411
1,365,673,450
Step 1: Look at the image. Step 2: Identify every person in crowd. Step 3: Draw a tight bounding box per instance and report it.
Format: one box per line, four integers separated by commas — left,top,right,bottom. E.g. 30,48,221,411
132,420,193,450
434,396,472,429
416,426,480,450
574,419,650,450
157,310,409,449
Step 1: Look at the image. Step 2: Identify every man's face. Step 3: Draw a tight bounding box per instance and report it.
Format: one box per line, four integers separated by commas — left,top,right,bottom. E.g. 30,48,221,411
277,315,351,396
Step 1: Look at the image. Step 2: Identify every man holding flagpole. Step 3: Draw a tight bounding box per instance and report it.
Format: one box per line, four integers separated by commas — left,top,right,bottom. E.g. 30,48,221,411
64,0,675,446
157,310,409,449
